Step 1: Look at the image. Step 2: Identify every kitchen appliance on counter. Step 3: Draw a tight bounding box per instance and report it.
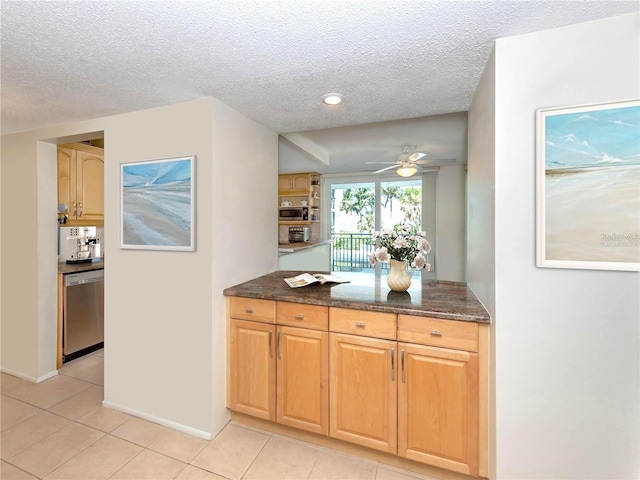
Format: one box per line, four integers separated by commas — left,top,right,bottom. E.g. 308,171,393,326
59,226,101,263
289,226,310,243
63,269,104,363
279,206,308,222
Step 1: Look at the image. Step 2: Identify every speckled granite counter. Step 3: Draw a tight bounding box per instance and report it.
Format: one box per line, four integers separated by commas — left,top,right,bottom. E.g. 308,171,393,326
58,260,104,274
223,270,490,323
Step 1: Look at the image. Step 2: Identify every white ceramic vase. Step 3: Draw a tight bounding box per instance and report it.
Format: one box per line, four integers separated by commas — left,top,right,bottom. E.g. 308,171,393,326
386,259,412,292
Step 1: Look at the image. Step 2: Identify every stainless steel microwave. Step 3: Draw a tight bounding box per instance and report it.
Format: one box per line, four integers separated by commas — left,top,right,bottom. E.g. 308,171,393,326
279,207,308,222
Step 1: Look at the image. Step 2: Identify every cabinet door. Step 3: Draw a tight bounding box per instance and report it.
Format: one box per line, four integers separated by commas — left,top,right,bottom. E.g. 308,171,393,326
329,333,397,453
398,343,479,476
229,319,276,421
291,174,310,193
277,326,328,435
75,150,104,222
57,147,77,218
278,175,293,193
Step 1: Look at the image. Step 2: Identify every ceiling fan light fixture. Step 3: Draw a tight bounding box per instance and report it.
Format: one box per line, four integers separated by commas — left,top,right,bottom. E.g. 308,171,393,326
321,93,344,106
396,165,417,177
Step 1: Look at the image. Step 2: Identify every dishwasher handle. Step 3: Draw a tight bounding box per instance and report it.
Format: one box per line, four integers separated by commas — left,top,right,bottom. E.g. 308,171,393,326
65,271,104,287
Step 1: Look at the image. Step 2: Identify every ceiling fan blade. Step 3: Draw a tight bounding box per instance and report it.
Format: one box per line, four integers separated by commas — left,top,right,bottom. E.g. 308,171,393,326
407,152,427,162
372,165,398,174
416,158,458,166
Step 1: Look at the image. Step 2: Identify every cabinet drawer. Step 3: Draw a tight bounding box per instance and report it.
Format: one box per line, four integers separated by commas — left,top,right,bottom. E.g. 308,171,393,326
229,297,275,323
330,308,396,340
277,302,328,330
397,315,478,352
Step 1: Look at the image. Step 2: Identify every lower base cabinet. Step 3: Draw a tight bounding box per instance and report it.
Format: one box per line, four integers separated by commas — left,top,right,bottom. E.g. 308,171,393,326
398,343,479,477
277,326,328,435
329,333,397,454
227,297,485,478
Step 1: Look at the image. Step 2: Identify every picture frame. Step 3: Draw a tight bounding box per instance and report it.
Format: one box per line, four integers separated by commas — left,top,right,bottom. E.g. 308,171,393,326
120,155,195,251
536,100,639,271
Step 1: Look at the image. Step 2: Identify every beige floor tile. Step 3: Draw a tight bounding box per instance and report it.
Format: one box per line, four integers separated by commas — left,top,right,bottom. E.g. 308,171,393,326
111,416,169,447
9,422,104,478
47,385,103,420
176,465,227,480
309,450,377,480
1,411,70,460
44,434,142,480
0,396,42,431
110,449,187,479
59,354,104,385
375,465,436,480
0,461,38,479
148,429,208,463
8,375,92,410
77,406,132,433
191,424,269,480
243,435,319,480
1,373,25,393
93,349,104,357
1,375,39,400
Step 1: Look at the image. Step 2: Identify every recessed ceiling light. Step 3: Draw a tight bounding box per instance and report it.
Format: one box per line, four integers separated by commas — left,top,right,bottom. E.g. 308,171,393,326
321,93,344,106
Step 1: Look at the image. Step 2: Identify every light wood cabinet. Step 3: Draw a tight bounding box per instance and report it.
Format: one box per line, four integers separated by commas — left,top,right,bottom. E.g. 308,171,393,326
228,298,329,435
277,325,328,435
229,318,276,421
278,172,321,224
398,343,479,476
58,143,104,225
227,296,487,477
278,173,311,194
329,333,397,454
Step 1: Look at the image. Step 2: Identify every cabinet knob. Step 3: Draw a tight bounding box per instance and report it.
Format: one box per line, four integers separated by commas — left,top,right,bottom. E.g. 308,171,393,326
430,330,443,336
355,321,365,328
294,314,304,320
245,308,254,314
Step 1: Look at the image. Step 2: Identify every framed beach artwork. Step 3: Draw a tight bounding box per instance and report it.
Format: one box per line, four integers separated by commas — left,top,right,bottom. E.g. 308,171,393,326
120,155,195,251
536,100,640,271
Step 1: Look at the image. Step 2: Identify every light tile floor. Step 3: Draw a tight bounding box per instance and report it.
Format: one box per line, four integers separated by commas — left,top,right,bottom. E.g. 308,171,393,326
1,350,435,480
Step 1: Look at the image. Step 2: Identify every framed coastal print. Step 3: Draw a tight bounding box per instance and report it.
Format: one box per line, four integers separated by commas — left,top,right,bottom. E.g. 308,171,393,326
120,155,195,251
536,100,640,271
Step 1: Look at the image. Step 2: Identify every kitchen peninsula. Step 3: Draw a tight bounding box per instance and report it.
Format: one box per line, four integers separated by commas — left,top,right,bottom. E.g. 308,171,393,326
224,270,490,478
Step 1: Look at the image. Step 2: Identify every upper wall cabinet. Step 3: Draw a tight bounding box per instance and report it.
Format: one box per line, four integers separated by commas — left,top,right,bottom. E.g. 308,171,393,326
58,143,104,225
278,173,315,195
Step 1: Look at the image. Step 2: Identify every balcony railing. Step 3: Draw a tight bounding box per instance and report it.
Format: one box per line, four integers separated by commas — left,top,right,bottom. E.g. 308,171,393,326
331,232,387,272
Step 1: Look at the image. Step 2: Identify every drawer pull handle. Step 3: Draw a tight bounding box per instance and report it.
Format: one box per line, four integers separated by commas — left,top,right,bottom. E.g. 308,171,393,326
430,330,443,336
294,314,304,320
355,321,365,328
391,348,395,382
401,349,406,383
245,308,254,314
277,331,282,360
268,330,273,358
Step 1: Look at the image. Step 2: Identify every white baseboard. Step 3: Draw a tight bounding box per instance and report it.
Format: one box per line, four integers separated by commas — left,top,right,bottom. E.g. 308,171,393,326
1,367,58,383
102,400,212,440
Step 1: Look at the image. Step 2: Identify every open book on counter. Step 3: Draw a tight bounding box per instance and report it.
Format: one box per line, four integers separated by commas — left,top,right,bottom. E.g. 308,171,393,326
284,273,350,288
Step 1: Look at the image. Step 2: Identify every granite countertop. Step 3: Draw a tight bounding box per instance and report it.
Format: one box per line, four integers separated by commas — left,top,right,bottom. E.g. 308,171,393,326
278,239,332,254
58,259,104,274
223,270,490,323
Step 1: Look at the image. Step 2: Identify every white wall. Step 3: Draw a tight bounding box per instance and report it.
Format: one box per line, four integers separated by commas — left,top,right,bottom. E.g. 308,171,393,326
436,165,466,282
1,97,278,438
470,13,640,478
467,48,496,478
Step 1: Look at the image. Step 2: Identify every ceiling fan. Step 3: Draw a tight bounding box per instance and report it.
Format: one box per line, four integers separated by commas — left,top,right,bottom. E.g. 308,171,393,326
366,145,455,177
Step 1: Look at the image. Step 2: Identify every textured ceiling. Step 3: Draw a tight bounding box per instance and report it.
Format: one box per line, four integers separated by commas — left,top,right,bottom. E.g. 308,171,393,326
2,1,638,170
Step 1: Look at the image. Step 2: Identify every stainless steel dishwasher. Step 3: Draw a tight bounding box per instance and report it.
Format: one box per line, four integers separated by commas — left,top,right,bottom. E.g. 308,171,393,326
63,269,104,363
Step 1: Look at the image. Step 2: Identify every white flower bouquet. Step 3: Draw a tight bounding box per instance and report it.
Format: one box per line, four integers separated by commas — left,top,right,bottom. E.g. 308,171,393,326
368,225,432,270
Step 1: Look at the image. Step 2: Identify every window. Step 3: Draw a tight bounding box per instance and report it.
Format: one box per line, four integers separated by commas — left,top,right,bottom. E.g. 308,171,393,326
327,175,428,273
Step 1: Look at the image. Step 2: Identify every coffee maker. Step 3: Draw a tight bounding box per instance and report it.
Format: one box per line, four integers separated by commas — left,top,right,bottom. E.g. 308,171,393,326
59,226,100,263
